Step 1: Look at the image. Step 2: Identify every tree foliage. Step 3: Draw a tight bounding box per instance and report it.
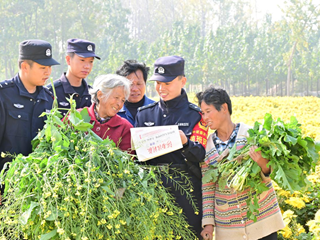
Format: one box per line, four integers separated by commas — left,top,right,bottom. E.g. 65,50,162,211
0,0,319,96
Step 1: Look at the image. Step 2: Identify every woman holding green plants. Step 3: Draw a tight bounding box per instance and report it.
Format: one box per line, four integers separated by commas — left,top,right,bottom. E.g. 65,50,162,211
197,87,284,240
85,74,133,152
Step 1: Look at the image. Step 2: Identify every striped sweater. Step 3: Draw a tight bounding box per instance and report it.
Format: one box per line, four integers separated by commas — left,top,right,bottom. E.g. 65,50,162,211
201,123,285,240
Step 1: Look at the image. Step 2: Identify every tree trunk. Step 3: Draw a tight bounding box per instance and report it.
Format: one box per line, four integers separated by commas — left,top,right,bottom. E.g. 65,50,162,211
291,74,294,95
286,41,298,96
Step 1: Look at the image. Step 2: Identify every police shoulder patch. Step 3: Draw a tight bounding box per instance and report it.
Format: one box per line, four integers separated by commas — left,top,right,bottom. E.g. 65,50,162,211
188,103,201,112
43,87,54,98
138,101,157,111
0,79,14,89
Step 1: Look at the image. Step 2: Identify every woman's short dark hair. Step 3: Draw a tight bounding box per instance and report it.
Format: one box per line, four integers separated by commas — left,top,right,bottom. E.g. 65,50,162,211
116,60,150,83
196,87,232,115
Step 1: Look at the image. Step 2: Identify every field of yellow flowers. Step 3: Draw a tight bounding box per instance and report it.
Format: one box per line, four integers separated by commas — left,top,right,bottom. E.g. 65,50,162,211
217,96,320,239
231,96,320,141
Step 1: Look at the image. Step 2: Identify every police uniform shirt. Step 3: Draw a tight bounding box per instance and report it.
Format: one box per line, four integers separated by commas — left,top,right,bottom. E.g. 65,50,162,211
135,89,206,166
47,73,91,116
0,74,53,171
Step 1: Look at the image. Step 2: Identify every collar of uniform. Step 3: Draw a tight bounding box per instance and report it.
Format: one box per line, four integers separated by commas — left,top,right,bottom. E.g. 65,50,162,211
119,94,150,113
88,103,123,127
159,88,188,110
14,74,49,101
60,73,90,96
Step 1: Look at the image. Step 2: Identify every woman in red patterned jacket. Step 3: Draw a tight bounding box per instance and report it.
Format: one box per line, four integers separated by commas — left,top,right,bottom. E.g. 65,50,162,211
197,87,284,240
85,74,133,152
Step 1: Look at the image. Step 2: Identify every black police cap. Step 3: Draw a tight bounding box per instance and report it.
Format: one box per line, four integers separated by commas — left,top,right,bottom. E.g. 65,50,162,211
149,56,185,82
67,39,100,60
19,39,60,66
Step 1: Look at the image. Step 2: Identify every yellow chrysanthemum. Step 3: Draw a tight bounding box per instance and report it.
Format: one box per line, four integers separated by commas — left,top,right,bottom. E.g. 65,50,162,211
314,210,320,222
285,197,306,209
280,225,292,239
277,190,291,198
297,223,306,234
282,210,296,220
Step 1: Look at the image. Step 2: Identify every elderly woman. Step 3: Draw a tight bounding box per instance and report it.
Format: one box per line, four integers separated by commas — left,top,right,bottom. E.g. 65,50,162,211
85,74,133,152
197,87,284,240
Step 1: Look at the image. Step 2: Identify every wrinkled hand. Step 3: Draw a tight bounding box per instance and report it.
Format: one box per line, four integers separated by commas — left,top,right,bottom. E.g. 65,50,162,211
249,146,270,175
179,130,188,145
201,225,214,240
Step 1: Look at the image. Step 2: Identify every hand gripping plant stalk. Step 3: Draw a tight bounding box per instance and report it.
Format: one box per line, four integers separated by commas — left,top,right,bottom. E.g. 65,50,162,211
0,85,197,239
203,113,320,221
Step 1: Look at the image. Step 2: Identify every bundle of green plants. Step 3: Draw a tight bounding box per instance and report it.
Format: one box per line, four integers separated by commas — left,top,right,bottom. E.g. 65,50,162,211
203,113,320,221
0,99,197,240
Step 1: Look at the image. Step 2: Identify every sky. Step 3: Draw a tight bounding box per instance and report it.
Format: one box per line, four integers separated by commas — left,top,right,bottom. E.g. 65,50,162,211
255,0,285,21
255,0,320,21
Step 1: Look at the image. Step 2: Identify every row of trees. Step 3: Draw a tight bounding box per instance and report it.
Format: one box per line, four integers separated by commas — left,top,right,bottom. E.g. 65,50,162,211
0,0,319,96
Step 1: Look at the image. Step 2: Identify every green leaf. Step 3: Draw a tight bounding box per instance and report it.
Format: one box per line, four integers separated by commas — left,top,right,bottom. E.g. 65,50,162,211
284,134,297,145
263,113,273,130
101,184,115,195
53,115,65,129
250,161,261,176
45,211,58,221
74,121,94,131
272,162,294,192
51,125,62,142
306,139,320,163
19,202,39,225
203,168,219,183
227,144,238,161
40,229,57,240
40,158,48,169
80,108,91,123
45,124,52,142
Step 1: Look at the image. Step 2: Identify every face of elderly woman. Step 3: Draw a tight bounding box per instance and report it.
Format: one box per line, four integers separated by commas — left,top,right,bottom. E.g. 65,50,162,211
97,86,126,118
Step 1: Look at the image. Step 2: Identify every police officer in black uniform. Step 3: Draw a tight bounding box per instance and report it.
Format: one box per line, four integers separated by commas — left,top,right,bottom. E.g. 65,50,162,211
48,39,100,116
0,39,59,193
135,56,208,239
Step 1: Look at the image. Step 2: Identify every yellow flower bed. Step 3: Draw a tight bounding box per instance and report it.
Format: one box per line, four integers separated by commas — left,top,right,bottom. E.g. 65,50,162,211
186,94,320,140
231,96,320,141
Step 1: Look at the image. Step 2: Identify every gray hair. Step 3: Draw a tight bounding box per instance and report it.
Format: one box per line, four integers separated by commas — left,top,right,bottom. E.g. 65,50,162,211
90,74,131,104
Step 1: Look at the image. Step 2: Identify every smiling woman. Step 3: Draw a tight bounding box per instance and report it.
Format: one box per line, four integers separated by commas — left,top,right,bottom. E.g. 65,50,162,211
81,74,133,152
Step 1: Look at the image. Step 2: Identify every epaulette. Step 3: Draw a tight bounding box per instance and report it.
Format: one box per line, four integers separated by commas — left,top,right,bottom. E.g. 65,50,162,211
188,103,201,112
43,87,53,96
47,80,62,90
0,79,14,89
138,101,158,111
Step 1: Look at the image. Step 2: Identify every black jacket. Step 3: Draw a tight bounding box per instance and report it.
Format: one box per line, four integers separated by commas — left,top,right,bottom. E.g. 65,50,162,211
0,74,53,171
47,73,91,116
